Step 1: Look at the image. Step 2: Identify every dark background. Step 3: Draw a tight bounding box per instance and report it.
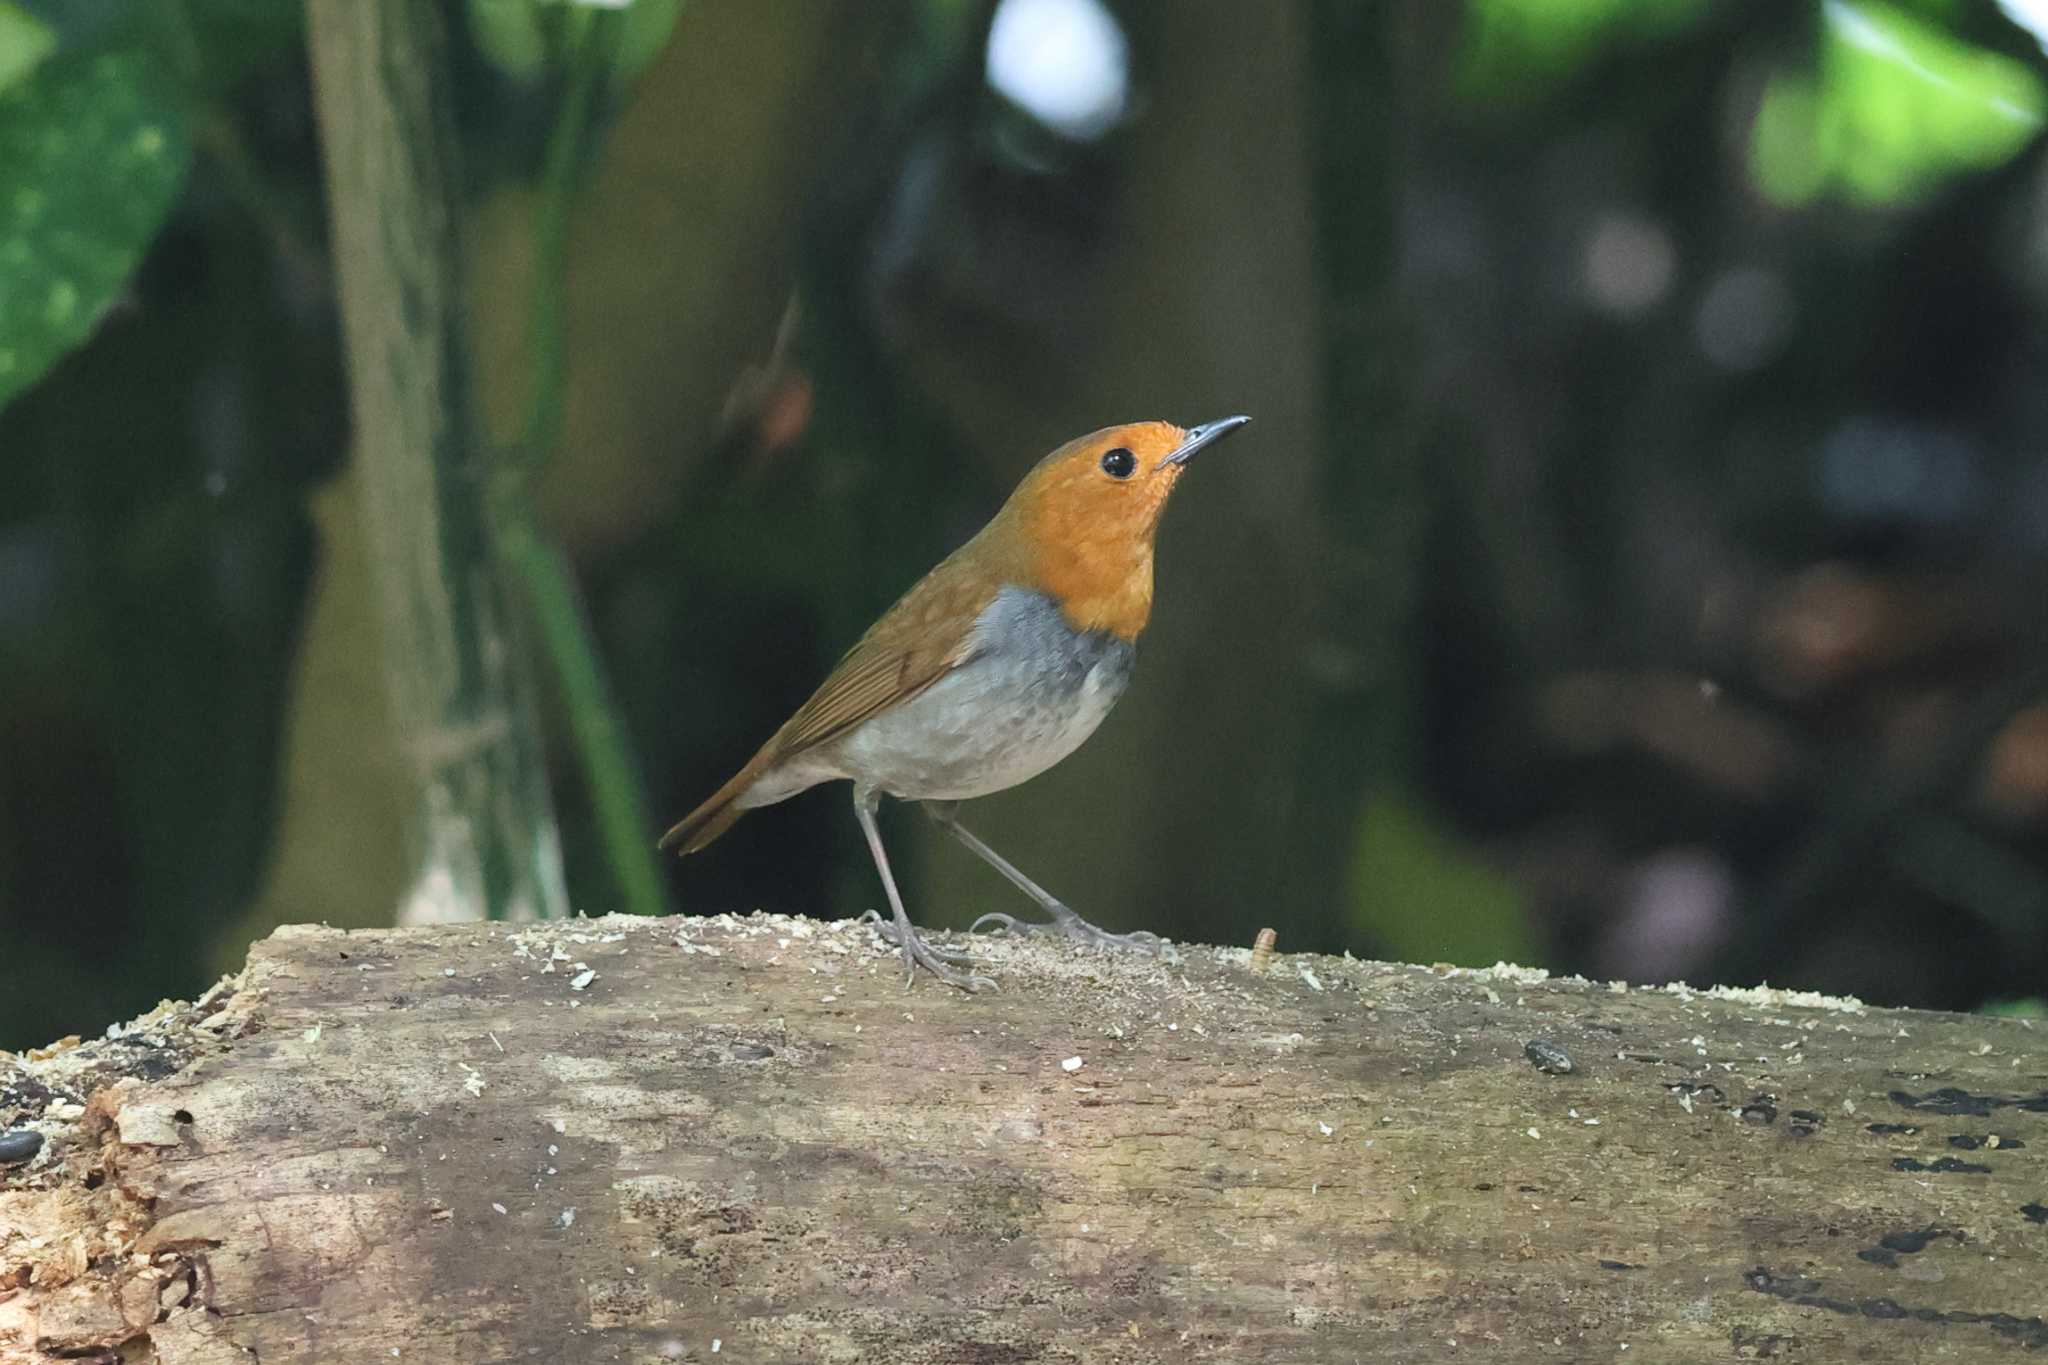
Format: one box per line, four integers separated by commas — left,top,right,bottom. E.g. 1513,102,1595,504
6,0,2048,1049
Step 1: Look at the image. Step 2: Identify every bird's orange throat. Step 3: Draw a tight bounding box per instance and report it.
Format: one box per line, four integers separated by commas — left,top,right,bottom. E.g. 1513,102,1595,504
1023,517,1156,641
989,422,1196,642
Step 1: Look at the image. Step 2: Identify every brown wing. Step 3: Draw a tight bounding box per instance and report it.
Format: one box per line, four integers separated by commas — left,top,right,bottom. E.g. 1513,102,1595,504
659,553,1002,854
771,565,995,754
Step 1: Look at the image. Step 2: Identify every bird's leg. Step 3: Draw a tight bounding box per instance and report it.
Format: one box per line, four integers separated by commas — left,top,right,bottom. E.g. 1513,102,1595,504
925,802,1173,958
852,787,995,993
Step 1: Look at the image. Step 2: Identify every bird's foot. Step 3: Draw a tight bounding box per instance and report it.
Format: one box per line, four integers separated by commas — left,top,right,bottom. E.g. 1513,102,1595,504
856,911,997,992
970,903,1178,962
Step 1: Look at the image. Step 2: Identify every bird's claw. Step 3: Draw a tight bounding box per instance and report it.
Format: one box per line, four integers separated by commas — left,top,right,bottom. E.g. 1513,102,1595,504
970,907,1177,962
968,911,1025,936
856,910,996,990
857,910,976,965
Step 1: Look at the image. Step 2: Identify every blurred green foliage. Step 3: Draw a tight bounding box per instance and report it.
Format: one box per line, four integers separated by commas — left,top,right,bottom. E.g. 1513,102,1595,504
1457,0,1708,100
468,0,683,84
1350,793,1537,969
1,0,334,1045
0,51,188,410
1753,0,2045,206
6,0,2048,1050
0,3,54,93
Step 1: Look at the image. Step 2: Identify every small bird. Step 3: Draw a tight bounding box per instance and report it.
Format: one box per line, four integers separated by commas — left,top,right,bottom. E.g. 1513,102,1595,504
660,415,1251,991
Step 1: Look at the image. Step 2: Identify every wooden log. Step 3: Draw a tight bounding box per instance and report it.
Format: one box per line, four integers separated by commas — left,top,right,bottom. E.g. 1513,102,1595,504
4,915,2047,1362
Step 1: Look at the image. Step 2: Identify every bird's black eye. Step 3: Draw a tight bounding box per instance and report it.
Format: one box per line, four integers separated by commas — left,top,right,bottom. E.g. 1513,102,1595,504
1100,447,1136,480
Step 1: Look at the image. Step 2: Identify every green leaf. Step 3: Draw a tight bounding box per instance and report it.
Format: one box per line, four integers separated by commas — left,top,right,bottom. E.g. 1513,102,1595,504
1458,0,1708,104
468,0,682,83
0,2,54,95
468,0,551,79
615,0,682,83
0,49,189,413
1750,1,2046,208
11,0,297,90
1751,75,1830,206
176,0,307,95
1347,788,1537,968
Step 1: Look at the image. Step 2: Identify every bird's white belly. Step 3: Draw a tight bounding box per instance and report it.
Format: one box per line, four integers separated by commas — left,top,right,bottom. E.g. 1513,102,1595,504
836,647,1130,801
736,585,1138,809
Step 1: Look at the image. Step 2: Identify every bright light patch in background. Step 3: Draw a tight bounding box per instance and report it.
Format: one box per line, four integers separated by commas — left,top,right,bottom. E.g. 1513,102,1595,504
1750,0,2046,208
985,0,1129,142
1581,211,1675,317
1998,0,2048,57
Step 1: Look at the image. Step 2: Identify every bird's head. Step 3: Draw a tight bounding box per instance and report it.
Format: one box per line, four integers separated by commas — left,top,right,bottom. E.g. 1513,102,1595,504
998,416,1250,639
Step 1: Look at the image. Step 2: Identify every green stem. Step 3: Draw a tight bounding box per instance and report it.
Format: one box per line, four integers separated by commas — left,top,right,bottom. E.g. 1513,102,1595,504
499,517,669,920
495,7,668,918
519,8,614,465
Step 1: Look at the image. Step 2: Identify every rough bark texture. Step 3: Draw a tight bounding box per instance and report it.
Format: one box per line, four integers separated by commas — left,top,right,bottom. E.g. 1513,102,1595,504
4,915,2047,1363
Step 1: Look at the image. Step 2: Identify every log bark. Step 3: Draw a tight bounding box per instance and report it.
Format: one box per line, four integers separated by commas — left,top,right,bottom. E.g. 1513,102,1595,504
4,915,2047,1362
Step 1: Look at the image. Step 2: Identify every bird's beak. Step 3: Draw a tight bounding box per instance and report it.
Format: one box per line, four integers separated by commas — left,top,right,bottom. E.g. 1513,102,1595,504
1163,414,1252,466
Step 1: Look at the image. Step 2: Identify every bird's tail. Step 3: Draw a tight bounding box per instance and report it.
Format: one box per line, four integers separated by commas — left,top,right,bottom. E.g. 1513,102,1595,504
658,754,770,855
658,770,752,855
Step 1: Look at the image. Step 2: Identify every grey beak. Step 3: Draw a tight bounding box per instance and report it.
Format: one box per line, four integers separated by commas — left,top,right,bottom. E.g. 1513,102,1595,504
1163,414,1252,466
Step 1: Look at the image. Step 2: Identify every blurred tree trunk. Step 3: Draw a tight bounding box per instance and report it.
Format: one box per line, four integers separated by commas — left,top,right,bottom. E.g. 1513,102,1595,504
305,0,567,922
476,1,905,556
1285,0,1427,949
235,471,409,950
261,3,897,939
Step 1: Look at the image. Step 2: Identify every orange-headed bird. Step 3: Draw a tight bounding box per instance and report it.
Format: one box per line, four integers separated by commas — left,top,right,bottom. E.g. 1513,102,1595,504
662,416,1251,990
